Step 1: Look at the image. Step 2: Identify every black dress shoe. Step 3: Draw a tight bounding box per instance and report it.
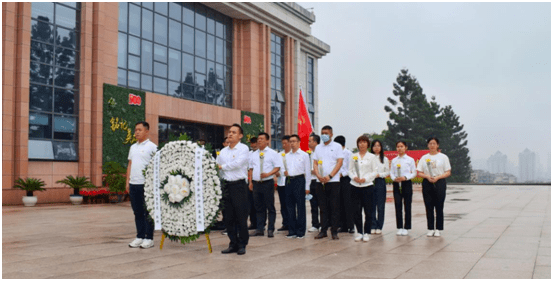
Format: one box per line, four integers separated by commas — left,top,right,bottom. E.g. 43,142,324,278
277,226,288,231
221,247,238,254
250,230,264,236
237,247,246,255
331,232,339,240
268,230,274,238
314,232,328,239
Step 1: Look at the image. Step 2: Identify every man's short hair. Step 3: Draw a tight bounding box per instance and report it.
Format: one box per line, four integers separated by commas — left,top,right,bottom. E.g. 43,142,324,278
258,132,270,140
290,134,300,141
230,123,243,135
321,125,333,132
334,135,346,147
310,134,321,144
281,135,291,141
249,137,258,144
135,121,150,130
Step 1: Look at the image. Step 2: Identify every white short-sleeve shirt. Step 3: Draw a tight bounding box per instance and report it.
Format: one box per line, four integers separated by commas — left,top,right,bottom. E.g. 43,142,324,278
128,139,158,185
417,152,451,177
312,141,344,183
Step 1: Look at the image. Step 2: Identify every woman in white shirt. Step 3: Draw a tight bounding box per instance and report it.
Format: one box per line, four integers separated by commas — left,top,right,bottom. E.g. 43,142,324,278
416,137,451,237
370,140,389,234
348,135,378,242
390,141,416,236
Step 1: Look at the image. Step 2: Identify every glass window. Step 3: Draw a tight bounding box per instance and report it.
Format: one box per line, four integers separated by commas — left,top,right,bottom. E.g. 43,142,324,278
154,13,167,45
118,3,232,107
55,4,76,29
270,33,285,150
307,57,315,127
31,20,55,44
142,9,153,41
31,40,54,65
30,85,53,112
32,2,54,22
54,88,76,114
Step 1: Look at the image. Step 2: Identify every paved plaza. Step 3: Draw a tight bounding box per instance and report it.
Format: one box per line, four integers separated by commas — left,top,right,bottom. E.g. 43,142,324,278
2,184,551,279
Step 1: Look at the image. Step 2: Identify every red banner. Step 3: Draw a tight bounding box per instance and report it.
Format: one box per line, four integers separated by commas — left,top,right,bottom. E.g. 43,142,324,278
384,150,430,167
297,89,313,151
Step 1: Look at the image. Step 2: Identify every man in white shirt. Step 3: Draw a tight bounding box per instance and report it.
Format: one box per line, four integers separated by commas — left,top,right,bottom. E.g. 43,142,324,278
334,136,354,234
126,121,158,249
283,134,311,239
247,137,258,230
312,125,344,240
275,135,291,232
307,134,321,232
248,132,283,238
216,124,250,255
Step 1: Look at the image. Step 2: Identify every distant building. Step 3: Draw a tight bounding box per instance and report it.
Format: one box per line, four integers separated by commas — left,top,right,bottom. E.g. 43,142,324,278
487,151,507,174
519,149,537,182
493,173,517,184
471,170,494,183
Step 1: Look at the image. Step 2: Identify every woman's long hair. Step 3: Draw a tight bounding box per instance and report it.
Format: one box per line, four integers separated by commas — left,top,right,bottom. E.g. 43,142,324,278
371,140,385,164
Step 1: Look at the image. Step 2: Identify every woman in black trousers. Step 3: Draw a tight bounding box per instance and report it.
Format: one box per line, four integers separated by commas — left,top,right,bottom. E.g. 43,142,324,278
417,137,451,237
370,140,389,234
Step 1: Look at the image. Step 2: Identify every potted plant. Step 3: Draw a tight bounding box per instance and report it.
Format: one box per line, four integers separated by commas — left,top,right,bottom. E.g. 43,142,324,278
13,177,46,207
56,175,96,205
103,161,127,203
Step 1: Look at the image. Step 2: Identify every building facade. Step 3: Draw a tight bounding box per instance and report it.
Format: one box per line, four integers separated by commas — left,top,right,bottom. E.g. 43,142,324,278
2,2,330,204
519,148,536,183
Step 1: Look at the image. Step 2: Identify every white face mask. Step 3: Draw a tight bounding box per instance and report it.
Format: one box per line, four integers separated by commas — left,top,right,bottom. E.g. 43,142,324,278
321,134,330,143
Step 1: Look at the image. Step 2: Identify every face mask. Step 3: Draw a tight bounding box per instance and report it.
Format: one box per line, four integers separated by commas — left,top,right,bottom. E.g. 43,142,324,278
321,134,330,143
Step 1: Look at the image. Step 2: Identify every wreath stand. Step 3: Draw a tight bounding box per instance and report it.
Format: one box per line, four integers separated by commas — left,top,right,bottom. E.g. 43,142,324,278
159,233,213,253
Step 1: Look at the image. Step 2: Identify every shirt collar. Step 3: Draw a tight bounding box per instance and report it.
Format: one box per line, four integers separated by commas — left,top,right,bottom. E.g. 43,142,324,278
137,139,150,145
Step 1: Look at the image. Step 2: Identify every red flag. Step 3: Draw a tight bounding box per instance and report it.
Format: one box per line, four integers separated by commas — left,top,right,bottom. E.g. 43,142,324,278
297,88,313,151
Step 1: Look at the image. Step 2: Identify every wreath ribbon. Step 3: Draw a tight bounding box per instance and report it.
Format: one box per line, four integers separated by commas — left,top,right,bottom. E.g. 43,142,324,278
194,146,205,232
153,151,162,230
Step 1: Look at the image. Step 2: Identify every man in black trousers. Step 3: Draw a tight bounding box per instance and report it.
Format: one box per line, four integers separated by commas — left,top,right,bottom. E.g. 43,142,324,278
247,137,258,230
276,135,291,232
248,132,283,238
307,134,322,233
335,135,354,233
216,124,250,255
312,125,344,240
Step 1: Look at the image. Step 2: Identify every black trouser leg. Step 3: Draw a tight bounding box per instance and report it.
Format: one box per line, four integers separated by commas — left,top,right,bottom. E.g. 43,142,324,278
309,179,320,228
392,182,403,229
340,176,353,231
435,179,447,230
363,186,374,234
248,188,257,227
403,181,413,229
253,180,276,231
352,185,363,234
327,182,341,233
277,184,289,227
422,179,435,230
129,184,154,239
286,177,306,236
253,182,266,231
371,178,386,230
222,181,250,248
316,182,329,232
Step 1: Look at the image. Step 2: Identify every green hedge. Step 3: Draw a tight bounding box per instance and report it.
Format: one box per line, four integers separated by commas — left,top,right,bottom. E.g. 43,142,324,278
240,111,264,147
102,84,146,168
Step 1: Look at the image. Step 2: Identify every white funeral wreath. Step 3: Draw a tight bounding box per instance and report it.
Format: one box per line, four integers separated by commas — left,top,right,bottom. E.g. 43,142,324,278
143,140,222,244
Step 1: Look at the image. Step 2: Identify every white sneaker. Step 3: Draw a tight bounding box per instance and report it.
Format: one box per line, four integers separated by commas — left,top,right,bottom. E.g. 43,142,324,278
396,229,403,236
427,230,435,237
129,238,143,248
140,239,154,249
434,230,441,237
308,227,319,232
354,233,363,242
402,229,409,236
370,229,376,234
376,229,382,234
363,234,370,242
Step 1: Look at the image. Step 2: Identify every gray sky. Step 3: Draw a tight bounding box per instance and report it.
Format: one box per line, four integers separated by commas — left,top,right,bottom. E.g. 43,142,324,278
299,2,551,167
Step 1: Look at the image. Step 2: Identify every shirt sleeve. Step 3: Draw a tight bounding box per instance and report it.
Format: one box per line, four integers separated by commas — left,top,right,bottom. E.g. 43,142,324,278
274,151,284,170
128,146,133,161
390,158,397,181
348,156,356,178
380,157,390,178
416,156,425,172
222,146,249,171
406,158,417,180
443,154,452,172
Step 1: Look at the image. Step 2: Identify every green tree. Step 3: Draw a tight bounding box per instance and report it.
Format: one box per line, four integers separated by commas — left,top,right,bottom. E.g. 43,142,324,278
437,105,471,182
383,69,441,150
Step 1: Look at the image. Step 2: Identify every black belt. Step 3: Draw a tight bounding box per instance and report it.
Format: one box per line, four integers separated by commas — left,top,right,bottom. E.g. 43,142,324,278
252,179,273,184
225,179,246,185
287,174,305,180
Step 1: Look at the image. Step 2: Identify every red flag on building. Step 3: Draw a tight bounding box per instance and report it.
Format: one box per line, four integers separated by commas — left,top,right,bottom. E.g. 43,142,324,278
297,88,313,151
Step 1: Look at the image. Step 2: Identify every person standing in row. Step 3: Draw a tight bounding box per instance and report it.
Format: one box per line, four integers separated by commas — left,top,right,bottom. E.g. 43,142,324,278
247,137,259,230
335,136,354,233
307,134,322,232
313,125,344,240
370,140,389,234
276,136,291,232
126,121,158,249
248,132,283,238
217,124,250,255
417,137,451,237
349,135,378,242
390,141,416,236
283,134,311,239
